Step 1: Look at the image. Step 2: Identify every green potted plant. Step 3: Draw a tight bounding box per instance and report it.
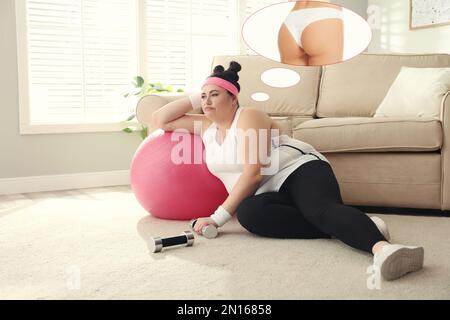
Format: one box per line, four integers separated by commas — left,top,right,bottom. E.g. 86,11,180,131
122,76,185,140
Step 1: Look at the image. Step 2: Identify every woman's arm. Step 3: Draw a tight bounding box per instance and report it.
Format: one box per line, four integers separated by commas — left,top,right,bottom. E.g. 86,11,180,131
151,94,211,134
151,96,193,128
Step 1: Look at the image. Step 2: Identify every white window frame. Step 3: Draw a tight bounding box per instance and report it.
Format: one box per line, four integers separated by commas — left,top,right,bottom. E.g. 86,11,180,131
15,0,271,135
15,0,142,135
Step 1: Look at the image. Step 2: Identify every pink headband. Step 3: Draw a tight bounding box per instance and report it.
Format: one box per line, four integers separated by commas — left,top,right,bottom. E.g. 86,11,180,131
202,77,239,96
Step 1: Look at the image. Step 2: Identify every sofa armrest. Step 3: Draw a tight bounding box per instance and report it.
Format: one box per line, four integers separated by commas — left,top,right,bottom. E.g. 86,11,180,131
270,116,293,137
441,91,450,210
135,93,203,132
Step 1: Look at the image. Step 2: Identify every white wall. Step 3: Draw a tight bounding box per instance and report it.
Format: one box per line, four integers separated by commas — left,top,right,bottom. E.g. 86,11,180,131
367,0,450,54
333,0,368,19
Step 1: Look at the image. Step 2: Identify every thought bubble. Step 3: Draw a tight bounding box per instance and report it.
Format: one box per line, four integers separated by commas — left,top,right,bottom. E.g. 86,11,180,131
251,92,270,102
242,2,372,66
260,68,301,88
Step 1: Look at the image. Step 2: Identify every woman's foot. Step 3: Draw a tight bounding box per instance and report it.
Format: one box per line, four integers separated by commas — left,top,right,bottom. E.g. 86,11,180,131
373,244,424,281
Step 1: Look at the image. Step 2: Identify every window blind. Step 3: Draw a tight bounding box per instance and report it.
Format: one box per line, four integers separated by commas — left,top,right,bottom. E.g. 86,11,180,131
144,0,238,91
21,0,277,128
26,0,138,123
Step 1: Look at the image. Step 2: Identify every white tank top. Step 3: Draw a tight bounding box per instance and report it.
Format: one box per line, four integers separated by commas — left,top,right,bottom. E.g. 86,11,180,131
202,108,330,195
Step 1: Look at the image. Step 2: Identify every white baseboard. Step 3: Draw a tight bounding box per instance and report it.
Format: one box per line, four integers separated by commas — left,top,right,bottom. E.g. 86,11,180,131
0,170,130,195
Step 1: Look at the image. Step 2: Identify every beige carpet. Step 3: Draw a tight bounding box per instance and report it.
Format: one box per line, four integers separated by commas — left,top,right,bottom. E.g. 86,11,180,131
1,186,449,300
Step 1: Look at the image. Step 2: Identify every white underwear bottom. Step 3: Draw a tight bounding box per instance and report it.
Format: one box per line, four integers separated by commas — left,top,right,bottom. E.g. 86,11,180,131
283,7,344,49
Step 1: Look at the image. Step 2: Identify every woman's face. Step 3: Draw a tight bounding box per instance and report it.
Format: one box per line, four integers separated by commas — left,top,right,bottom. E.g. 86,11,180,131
201,84,237,122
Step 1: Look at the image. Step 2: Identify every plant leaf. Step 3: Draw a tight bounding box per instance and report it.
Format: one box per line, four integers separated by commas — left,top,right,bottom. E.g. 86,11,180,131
122,127,133,133
140,127,148,140
126,114,135,121
133,76,145,88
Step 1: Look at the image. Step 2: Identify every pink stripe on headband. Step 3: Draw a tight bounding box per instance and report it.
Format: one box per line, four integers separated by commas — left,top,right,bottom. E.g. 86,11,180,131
202,77,239,96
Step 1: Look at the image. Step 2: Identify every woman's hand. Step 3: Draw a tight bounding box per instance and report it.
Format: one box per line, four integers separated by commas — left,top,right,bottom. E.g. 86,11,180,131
193,217,218,235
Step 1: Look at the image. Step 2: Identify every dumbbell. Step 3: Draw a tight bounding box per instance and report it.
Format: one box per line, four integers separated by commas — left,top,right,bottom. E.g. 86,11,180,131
148,231,194,253
189,219,218,239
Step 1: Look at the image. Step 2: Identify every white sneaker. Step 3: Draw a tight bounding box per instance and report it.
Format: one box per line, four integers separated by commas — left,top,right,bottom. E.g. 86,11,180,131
373,244,424,281
370,216,390,241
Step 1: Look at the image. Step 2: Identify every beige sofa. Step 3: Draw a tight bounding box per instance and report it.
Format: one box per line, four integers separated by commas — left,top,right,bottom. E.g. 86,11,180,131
136,53,450,212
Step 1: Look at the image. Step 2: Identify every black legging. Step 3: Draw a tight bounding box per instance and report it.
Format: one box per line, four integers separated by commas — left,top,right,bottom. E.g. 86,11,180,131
236,159,387,254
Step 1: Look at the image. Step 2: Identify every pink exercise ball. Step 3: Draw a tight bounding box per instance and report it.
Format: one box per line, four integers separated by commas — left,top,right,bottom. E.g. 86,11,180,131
130,130,228,220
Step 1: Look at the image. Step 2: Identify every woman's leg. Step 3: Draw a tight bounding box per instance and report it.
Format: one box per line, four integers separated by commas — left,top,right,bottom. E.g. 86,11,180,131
280,160,387,254
236,191,331,239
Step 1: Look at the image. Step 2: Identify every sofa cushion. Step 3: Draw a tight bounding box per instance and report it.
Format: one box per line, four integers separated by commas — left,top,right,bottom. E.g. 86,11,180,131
211,55,321,116
317,53,450,118
325,153,441,209
374,67,450,119
293,117,442,153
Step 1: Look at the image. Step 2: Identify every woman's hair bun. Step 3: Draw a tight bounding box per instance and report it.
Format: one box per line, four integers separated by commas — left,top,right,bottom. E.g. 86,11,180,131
213,65,225,74
228,61,241,73
209,60,242,93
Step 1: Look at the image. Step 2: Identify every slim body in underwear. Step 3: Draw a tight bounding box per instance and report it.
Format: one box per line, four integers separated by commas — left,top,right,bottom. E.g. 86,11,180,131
278,1,344,66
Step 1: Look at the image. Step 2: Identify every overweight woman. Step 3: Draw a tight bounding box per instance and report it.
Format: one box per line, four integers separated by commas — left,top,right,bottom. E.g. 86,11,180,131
151,61,424,281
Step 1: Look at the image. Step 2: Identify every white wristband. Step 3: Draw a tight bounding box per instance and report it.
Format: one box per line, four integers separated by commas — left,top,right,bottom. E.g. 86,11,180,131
188,92,202,110
210,205,232,227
